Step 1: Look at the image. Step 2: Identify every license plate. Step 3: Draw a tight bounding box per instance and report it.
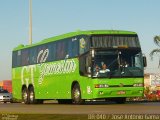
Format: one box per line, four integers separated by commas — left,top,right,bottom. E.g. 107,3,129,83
117,91,126,95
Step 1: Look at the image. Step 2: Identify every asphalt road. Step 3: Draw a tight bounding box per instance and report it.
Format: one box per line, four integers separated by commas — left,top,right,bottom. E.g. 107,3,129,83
0,101,160,114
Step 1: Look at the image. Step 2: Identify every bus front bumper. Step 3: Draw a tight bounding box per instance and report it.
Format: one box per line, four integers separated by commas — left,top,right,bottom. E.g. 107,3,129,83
93,87,144,99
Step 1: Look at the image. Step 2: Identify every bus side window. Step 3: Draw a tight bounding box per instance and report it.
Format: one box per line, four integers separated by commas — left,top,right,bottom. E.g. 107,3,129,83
22,49,29,66
79,36,90,55
12,52,16,67
79,53,91,76
56,41,64,60
72,39,79,57
52,43,56,61
68,39,73,58
86,55,91,74
79,55,85,75
47,44,53,62
12,51,21,67
29,47,37,64
68,38,79,58
37,45,49,63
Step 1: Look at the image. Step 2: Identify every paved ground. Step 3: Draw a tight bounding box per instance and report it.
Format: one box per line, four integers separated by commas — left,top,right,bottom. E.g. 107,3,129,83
0,101,160,114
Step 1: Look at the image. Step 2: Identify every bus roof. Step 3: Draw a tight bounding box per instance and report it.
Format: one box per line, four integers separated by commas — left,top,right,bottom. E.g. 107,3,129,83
13,30,137,51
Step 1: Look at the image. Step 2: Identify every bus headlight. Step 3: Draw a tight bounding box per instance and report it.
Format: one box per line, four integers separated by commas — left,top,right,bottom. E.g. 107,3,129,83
133,83,143,87
95,84,109,88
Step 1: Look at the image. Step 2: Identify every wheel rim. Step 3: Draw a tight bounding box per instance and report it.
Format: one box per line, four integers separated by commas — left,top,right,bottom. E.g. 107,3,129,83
23,90,28,102
73,88,80,102
30,91,34,102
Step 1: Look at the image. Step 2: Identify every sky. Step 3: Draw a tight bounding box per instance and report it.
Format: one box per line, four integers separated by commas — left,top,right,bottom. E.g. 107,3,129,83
0,0,160,80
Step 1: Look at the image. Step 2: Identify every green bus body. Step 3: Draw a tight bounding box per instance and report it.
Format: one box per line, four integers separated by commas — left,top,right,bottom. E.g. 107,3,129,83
12,30,144,104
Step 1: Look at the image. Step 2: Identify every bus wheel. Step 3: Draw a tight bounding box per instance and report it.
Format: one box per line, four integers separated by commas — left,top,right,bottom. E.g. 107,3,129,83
72,83,84,104
115,98,126,104
22,87,29,104
28,86,36,104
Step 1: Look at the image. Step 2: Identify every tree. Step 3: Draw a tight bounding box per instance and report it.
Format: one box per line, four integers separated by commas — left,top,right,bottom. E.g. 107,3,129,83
150,35,160,67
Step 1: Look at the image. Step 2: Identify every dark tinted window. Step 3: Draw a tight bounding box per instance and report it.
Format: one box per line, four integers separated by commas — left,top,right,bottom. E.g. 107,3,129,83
12,35,86,67
56,40,67,60
12,50,21,67
79,36,90,55
69,37,79,57
22,49,29,66
47,43,54,62
12,52,17,67
51,43,56,61
37,45,49,63
91,35,140,48
79,53,91,76
72,39,79,57
29,47,37,64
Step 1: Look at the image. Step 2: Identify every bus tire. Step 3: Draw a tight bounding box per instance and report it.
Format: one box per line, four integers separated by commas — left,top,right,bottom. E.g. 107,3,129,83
28,86,36,104
22,87,29,104
72,83,84,104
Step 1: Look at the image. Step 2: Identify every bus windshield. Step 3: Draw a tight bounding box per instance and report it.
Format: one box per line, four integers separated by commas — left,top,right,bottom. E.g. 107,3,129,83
93,50,144,78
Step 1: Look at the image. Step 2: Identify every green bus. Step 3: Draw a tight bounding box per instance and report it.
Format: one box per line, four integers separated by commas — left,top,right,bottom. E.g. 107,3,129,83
12,30,146,104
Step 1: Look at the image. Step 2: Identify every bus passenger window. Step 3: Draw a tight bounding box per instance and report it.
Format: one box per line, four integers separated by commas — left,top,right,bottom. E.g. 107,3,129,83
29,47,37,64
22,49,29,66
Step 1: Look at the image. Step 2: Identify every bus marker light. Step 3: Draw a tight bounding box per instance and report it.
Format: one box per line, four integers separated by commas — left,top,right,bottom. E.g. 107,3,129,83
117,91,126,95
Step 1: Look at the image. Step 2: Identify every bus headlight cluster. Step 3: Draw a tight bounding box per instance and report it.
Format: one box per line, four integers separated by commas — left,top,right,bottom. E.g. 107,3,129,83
133,83,143,87
95,84,109,88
